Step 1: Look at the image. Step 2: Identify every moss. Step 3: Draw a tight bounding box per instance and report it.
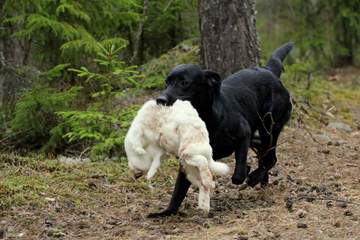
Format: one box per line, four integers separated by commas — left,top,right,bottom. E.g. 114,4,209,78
0,153,179,210
282,63,360,127
141,38,200,89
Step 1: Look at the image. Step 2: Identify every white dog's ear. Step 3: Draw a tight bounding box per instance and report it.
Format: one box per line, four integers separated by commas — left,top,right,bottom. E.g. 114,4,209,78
203,70,221,89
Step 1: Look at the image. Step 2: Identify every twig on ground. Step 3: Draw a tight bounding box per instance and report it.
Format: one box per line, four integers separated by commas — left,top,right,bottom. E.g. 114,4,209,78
295,194,360,207
238,184,248,191
79,146,91,159
345,163,358,168
291,97,323,145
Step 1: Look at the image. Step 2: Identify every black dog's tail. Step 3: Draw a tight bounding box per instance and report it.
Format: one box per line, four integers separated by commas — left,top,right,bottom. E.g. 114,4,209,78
266,42,294,78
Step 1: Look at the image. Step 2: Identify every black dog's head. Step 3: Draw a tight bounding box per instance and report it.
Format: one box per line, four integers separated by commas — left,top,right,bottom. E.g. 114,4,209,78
156,64,221,109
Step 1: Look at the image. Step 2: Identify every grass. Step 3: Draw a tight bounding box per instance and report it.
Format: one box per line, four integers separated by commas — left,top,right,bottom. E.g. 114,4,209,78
0,154,137,210
282,64,360,127
0,153,182,213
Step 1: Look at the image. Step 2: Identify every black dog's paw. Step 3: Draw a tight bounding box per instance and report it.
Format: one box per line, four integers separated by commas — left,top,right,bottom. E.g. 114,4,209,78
232,166,251,185
247,169,264,187
147,209,176,218
260,174,269,188
231,175,246,185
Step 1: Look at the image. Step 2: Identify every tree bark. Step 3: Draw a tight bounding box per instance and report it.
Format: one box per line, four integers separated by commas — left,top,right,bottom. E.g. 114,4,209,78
199,0,259,78
130,0,149,65
0,3,33,114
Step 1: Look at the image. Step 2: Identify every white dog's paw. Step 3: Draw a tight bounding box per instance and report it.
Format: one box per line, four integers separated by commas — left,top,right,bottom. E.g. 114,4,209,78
198,190,210,213
197,202,210,213
134,147,146,155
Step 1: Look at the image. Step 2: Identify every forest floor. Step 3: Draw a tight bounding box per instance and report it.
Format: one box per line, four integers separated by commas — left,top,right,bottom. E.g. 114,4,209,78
1,70,360,240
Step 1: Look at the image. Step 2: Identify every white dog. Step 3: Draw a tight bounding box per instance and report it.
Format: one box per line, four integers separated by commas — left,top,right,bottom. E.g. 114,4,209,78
125,99,229,212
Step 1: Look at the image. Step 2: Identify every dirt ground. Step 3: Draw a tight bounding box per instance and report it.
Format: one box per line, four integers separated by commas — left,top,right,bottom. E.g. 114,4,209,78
1,123,359,240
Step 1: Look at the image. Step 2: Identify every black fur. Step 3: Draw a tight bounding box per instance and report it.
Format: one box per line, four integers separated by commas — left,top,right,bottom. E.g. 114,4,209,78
148,42,293,218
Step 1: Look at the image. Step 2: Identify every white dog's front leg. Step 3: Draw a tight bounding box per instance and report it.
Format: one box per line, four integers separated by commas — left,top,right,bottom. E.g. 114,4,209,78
146,154,161,180
198,186,210,213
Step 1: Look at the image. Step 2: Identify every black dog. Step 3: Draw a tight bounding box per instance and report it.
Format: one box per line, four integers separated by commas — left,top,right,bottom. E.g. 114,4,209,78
149,42,294,217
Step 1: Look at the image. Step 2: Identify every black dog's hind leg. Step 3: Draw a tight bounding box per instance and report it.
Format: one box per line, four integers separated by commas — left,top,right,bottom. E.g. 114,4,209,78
248,110,279,187
147,167,191,218
248,104,292,187
232,135,250,185
247,127,279,187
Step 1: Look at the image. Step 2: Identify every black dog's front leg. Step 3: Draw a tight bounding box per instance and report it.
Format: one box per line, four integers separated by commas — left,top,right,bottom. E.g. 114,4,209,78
232,137,250,185
147,167,191,218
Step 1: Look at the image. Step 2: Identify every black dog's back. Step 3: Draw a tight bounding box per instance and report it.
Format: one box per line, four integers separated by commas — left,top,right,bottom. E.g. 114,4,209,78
222,67,290,120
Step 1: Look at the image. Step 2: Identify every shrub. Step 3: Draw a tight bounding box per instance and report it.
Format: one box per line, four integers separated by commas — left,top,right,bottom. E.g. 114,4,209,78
57,105,139,160
52,43,141,160
10,86,81,150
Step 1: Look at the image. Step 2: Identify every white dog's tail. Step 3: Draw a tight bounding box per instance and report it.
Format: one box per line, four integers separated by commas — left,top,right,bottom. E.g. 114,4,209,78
209,160,230,176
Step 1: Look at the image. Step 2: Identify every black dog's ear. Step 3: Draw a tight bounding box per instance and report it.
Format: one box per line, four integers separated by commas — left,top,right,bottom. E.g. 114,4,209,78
203,70,221,86
203,70,221,92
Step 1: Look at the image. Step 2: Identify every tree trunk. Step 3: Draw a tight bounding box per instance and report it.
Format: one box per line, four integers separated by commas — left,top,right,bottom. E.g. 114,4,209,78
130,0,149,65
199,0,259,78
0,4,33,115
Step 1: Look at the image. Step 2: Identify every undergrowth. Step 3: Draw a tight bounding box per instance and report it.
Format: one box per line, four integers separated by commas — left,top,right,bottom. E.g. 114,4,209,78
283,62,360,127
1,40,359,161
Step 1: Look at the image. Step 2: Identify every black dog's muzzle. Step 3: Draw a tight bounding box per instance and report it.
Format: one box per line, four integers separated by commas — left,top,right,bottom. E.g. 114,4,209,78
156,95,169,105
156,92,177,106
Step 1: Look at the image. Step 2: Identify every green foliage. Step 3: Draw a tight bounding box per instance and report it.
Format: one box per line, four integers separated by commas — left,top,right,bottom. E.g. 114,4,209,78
48,44,142,160
10,86,81,149
328,0,360,65
5,42,142,158
57,110,119,158
4,0,360,162
1,0,199,67
256,0,360,67
69,43,142,108
143,0,198,58
41,63,71,80
2,0,139,65
56,105,139,160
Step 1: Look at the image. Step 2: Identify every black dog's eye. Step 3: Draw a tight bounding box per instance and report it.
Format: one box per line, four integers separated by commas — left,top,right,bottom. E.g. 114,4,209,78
179,80,190,88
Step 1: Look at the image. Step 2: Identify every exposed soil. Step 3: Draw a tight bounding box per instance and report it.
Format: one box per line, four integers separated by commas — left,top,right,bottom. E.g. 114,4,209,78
1,123,359,240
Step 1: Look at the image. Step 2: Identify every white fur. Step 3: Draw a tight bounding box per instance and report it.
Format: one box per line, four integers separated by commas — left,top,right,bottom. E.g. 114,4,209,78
125,100,230,212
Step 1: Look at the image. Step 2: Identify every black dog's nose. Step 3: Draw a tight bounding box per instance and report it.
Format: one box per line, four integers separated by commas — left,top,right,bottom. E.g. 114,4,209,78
156,96,168,105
